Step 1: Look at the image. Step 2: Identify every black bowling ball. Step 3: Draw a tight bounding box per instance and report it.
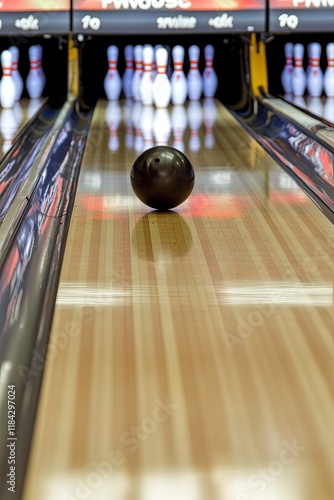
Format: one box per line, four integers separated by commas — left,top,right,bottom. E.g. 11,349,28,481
130,146,195,210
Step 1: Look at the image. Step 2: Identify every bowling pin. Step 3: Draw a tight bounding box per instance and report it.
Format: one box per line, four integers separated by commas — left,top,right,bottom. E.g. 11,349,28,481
122,45,134,99
0,50,16,109
187,45,202,100
9,46,23,101
306,43,313,78
171,45,187,105
202,44,218,98
171,104,187,152
153,108,171,145
281,42,294,94
324,43,334,97
203,97,217,148
324,97,334,123
306,43,323,97
36,45,46,89
153,45,163,80
291,43,306,96
104,45,122,101
153,47,171,108
105,100,121,151
139,45,154,106
0,108,18,153
132,45,143,102
26,45,46,99
187,100,202,151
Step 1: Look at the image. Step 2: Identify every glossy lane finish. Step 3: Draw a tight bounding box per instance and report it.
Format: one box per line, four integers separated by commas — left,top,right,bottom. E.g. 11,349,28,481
23,100,334,500
0,99,43,159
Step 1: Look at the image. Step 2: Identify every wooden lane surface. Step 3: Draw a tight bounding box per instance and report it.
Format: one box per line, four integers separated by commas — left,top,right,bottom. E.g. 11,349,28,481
23,100,334,500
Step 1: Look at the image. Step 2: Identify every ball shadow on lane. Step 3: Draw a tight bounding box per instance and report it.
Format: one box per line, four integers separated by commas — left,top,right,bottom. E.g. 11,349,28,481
131,211,193,263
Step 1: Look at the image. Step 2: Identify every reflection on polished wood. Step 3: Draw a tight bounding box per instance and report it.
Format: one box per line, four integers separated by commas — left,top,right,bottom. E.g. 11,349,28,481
0,99,38,159
23,100,334,500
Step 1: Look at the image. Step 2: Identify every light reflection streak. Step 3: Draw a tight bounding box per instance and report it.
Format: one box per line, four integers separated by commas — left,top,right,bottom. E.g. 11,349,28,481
56,282,333,307
216,281,333,306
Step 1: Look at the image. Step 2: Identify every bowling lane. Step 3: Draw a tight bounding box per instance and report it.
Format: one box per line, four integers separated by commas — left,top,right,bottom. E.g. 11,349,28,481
23,99,334,500
0,98,44,158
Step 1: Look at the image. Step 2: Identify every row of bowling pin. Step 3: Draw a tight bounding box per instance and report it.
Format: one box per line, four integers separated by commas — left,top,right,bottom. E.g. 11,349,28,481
104,44,218,107
105,98,218,153
281,42,334,97
0,45,46,109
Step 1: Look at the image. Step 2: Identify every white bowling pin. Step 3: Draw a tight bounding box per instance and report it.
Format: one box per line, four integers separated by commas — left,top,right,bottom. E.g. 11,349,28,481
171,45,187,105
104,45,122,101
187,100,202,151
203,97,217,148
187,45,202,100
132,45,143,102
122,45,134,99
202,44,218,98
306,43,313,78
292,43,306,96
36,45,46,90
9,46,23,101
105,100,121,151
171,104,187,152
0,108,18,152
153,45,163,80
324,43,334,98
153,108,171,145
0,50,16,109
324,97,334,123
153,47,171,108
281,42,294,94
307,43,323,97
139,45,154,106
26,45,45,99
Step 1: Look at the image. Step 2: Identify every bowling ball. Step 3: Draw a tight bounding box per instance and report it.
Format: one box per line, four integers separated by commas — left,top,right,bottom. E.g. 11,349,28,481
130,146,195,210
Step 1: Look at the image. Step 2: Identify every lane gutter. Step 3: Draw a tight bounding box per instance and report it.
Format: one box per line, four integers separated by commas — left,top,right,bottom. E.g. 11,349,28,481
0,100,93,500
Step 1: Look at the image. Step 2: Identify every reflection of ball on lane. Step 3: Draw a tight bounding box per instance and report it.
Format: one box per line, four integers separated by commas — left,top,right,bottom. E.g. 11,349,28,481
131,212,193,262
130,146,195,210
